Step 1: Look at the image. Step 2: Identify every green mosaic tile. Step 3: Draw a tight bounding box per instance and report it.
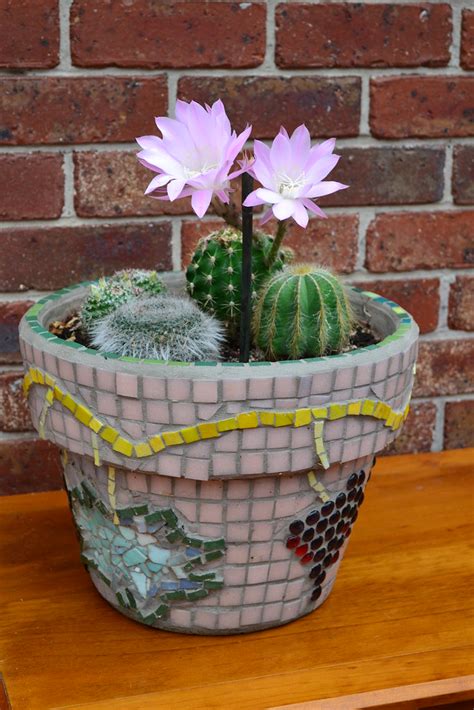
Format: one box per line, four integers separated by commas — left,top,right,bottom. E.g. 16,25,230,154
203,539,225,551
186,589,208,601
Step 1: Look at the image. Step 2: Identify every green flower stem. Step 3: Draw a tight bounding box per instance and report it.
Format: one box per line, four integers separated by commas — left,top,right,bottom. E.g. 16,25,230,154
266,219,288,269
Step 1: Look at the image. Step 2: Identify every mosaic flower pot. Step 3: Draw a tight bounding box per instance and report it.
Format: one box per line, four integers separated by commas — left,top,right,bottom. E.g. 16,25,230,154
19,274,418,635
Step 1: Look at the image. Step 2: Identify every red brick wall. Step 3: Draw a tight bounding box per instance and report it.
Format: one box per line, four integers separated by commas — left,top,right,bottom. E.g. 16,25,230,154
1,1,473,493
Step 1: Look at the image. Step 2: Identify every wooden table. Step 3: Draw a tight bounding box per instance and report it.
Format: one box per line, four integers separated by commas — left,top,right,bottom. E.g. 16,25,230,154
1,449,473,710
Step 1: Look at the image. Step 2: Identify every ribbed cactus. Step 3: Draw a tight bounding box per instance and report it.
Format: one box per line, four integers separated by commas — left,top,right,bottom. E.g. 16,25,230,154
252,265,353,360
80,269,165,330
91,295,224,362
185,226,289,335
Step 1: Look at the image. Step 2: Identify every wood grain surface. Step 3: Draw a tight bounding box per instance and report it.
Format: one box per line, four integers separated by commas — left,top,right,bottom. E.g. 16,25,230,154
0,449,473,710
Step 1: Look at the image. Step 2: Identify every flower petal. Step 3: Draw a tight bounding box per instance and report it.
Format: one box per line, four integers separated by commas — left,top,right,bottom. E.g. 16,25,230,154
269,132,293,175
191,189,213,218
301,198,328,219
272,199,295,221
136,135,163,151
305,154,340,184
144,173,171,195
260,207,274,225
167,178,186,201
303,181,348,198
292,200,309,228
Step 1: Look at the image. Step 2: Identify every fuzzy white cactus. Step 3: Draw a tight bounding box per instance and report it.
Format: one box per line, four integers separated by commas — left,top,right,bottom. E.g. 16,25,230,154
91,295,225,362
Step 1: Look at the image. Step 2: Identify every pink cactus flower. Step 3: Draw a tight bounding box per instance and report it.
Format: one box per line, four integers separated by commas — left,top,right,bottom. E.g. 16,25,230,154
136,99,251,218
243,125,348,228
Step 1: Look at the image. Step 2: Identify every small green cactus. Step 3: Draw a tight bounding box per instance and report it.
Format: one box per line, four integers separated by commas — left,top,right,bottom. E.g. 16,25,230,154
91,295,224,362
252,265,354,360
185,226,289,335
80,269,165,330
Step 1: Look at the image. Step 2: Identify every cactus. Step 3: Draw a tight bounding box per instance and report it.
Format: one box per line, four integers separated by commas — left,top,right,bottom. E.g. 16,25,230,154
90,295,224,362
185,226,289,335
252,265,353,360
80,269,165,330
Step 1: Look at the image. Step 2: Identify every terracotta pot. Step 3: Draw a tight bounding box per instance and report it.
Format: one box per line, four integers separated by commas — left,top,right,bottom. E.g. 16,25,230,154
19,273,418,634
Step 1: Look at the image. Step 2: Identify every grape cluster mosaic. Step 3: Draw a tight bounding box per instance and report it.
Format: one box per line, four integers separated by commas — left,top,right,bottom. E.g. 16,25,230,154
66,477,225,626
286,468,369,602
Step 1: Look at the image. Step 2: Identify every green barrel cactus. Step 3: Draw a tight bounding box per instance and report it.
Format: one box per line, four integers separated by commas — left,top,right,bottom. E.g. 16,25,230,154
252,265,354,360
80,269,165,331
185,226,289,335
90,295,224,362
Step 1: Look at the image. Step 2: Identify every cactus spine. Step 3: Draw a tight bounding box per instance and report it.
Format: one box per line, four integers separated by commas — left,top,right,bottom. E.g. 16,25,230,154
253,265,353,360
91,295,224,362
185,226,288,335
80,269,165,330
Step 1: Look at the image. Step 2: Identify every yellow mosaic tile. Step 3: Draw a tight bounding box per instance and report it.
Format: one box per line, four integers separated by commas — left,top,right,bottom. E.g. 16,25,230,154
236,412,259,429
313,421,324,437
274,412,295,427
259,411,275,426
294,408,312,427
134,442,153,458
162,431,184,447
149,434,166,452
53,385,64,401
374,402,390,420
100,426,119,444
75,404,93,426
329,404,347,420
386,411,396,428
45,388,54,405
361,400,376,416
348,401,362,416
91,432,101,466
45,373,55,388
312,407,328,419
89,417,103,434
217,418,237,432
62,393,77,414
180,427,200,444
112,436,134,457
198,422,220,439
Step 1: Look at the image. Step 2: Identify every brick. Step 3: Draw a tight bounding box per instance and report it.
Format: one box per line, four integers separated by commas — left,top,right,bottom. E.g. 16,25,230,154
448,276,474,331
181,215,359,274
353,278,439,334
74,151,191,218
370,77,474,139
0,372,32,432
0,223,172,291
414,340,474,397
178,76,361,138
319,148,444,207
0,300,34,364
461,10,474,70
0,0,59,69
444,400,474,450
383,402,436,456
0,439,62,495
276,3,451,69
453,146,474,205
365,212,474,272
0,153,64,220
71,1,265,69
0,77,167,145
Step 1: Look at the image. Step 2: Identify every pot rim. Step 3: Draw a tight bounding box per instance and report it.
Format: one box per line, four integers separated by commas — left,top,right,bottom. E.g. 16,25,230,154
20,272,419,377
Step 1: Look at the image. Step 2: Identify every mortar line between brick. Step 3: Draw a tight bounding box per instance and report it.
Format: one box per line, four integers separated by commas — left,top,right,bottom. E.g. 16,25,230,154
354,209,372,272
449,2,463,70
263,0,278,71
359,74,370,137
62,150,75,218
442,142,454,204
58,0,73,71
2,64,471,79
1,201,471,231
1,137,474,153
170,218,182,272
432,399,445,452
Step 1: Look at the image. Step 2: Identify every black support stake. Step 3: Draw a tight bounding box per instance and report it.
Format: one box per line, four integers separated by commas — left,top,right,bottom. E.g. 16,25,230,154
239,172,254,362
